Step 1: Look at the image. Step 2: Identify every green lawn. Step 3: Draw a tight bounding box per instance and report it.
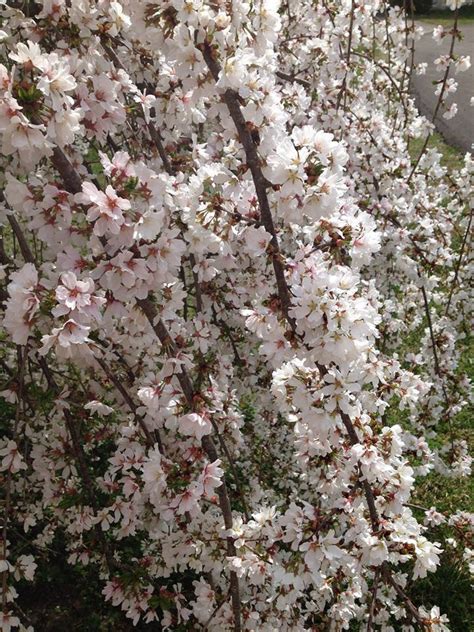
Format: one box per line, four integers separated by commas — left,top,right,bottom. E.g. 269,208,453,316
401,133,473,631
418,6,474,25
408,130,466,171
407,130,472,513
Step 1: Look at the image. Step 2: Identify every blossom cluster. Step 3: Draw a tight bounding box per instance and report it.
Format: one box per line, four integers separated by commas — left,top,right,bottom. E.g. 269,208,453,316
0,1,471,631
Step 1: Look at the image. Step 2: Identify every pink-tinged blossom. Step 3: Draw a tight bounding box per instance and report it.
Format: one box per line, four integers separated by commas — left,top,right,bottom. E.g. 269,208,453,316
13,555,37,582
55,272,95,312
424,507,446,527
418,605,450,631
179,413,212,441
2,116,53,167
359,534,389,566
0,439,27,473
0,612,20,632
103,579,125,607
53,271,105,321
37,53,77,109
37,0,66,20
0,97,22,131
39,319,91,356
242,226,272,256
169,483,202,516
4,263,40,345
133,210,165,242
47,107,81,147
84,401,114,416
142,447,167,509
56,247,90,274
9,41,43,67
197,460,224,496
413,538,442,579
77,182,130,236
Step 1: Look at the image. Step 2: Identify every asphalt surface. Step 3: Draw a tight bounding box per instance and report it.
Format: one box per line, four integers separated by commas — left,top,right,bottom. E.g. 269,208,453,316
410,22,474,153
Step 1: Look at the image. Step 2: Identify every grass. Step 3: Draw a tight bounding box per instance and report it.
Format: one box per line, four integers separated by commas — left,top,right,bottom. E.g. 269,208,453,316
410,552,473,632
389,314,474,632
391,134,473,630
399,130,472,510
385,326,473,514
417,6,474,25
408,130,466,171
413,330,474,512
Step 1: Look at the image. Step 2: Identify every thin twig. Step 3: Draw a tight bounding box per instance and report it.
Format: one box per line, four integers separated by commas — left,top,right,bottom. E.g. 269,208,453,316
94,355,161,451
1,347,26,611
135,299,243,632
408,8,459,182
201,42,295,331
366,568,381,631
445,208,472,316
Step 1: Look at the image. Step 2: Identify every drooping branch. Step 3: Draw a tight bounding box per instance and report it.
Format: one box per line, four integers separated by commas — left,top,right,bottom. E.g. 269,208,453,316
1,347,26,611
445,208,473,316
100,38,174,177
366,567,381,632
47,147,242,632
201,37,382,533
51,147,83,194
7,216,35,265
382,565,428,629
197,35,439,626
137,301,242,632
201,42,295,328
408,8,460,183
94,355,160,450
20,348,119,572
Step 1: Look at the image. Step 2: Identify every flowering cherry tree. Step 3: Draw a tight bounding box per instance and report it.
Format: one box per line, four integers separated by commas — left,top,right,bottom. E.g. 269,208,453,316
0,1,472,630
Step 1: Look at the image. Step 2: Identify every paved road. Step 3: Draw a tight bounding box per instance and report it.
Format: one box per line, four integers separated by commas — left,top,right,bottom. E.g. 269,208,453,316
410,22,474,153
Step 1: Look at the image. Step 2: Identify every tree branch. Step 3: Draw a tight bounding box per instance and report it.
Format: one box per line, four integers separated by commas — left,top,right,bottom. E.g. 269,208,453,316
201,42,295,329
